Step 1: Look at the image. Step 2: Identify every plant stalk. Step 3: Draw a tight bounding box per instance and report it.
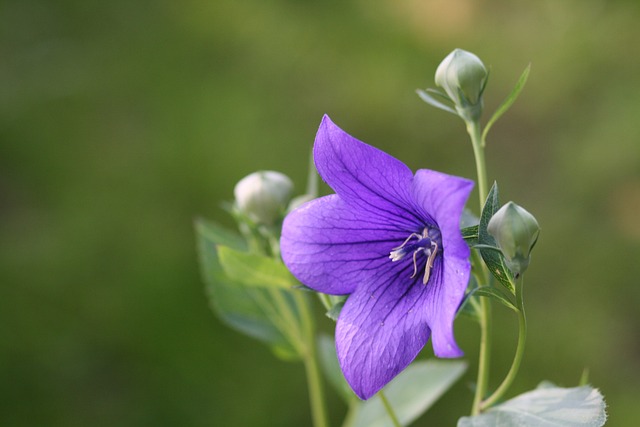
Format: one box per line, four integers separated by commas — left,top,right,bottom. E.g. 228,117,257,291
379,390,403,427
480,276,527,410
467,119,493,416
296,292,330,427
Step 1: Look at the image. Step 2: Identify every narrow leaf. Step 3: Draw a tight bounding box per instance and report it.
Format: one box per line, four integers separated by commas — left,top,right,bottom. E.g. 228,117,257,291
471,286,518,312
217,246,298,289
462,225,479,246
416,89,458,115
478,183,515,293
195,217,246,250
347,361,467,427
457,274,481,322
579,369,590,387
458,383,607,427
482,64,531,141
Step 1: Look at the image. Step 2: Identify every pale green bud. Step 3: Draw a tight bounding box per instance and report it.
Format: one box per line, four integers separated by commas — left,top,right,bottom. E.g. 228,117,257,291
435,49,488,120
487,202,540,276
234,171,294,226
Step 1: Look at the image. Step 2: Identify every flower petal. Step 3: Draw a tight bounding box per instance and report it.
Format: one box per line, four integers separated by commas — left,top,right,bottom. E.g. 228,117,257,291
335,265,431,400
411,169,474,259
313,115,421,229
411,169,473,356
424,256,469,357
281,195,409,295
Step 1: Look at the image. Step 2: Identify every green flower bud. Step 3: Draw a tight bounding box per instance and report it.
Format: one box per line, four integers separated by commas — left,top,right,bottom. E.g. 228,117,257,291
234,171,294,226
487,202,540,276
435,49,488,120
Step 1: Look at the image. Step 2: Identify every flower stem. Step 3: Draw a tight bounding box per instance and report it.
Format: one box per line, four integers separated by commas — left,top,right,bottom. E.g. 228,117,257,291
467,120,489,207
471,276,492,415
296,292,330,427
466,119,493,416
480,275,527,410
379,390,403,427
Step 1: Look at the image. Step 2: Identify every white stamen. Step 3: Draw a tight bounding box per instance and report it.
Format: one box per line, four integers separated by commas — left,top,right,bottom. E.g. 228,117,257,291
423,242,439,285
410,248,422,278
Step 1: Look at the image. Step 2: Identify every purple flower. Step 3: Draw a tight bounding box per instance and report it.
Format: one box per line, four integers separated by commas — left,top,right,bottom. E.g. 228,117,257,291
281,116,473,400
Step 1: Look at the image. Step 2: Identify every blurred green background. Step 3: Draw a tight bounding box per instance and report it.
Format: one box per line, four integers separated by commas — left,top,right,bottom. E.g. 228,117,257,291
2,0,640,425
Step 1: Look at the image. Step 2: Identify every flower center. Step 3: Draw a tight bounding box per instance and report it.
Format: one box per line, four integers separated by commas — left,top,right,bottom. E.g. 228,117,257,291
389,227,442,285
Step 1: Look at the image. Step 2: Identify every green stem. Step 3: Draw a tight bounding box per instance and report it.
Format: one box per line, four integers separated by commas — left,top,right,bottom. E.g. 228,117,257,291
471,290,491,415
260,232,328,427
481,276,527,410
296,292,330,427
467,119,493,416
379,390,402,427
467,120,489,207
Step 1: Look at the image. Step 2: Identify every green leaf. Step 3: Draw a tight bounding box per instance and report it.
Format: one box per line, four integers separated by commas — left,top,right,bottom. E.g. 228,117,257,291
195,216,246,250
462,225,479,246
194,218,298,355
478,183,515,293
217,246,298,289
458,383,607,427
482,64,531,142
317,335,353,403
471,286,518,312
416,88,458,115
347,360,467,427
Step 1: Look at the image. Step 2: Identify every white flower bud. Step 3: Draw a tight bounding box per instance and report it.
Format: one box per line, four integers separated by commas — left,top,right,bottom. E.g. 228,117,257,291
487,202,540,276
435,49,488,120
234,171,294,226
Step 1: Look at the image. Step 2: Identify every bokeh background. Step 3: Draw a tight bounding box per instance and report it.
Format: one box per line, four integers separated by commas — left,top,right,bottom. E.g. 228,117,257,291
2,0,640,425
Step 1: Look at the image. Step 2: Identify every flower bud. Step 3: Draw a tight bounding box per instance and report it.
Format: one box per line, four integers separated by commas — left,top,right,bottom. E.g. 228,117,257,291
435,49,488,120
234,171,294,226
487,202,540,276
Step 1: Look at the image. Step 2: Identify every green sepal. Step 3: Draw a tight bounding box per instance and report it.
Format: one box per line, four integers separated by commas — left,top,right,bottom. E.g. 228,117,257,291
478,183,515,293
458,382,607,427
194,218,299,357
347,360,468,427
416,88,457,115
482,64,531,142
217,246,298,289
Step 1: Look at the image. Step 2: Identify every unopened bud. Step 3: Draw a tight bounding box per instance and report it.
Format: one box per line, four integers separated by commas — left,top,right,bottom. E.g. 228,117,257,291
234,171,294,226
435,49,488,121
487,202,540,276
